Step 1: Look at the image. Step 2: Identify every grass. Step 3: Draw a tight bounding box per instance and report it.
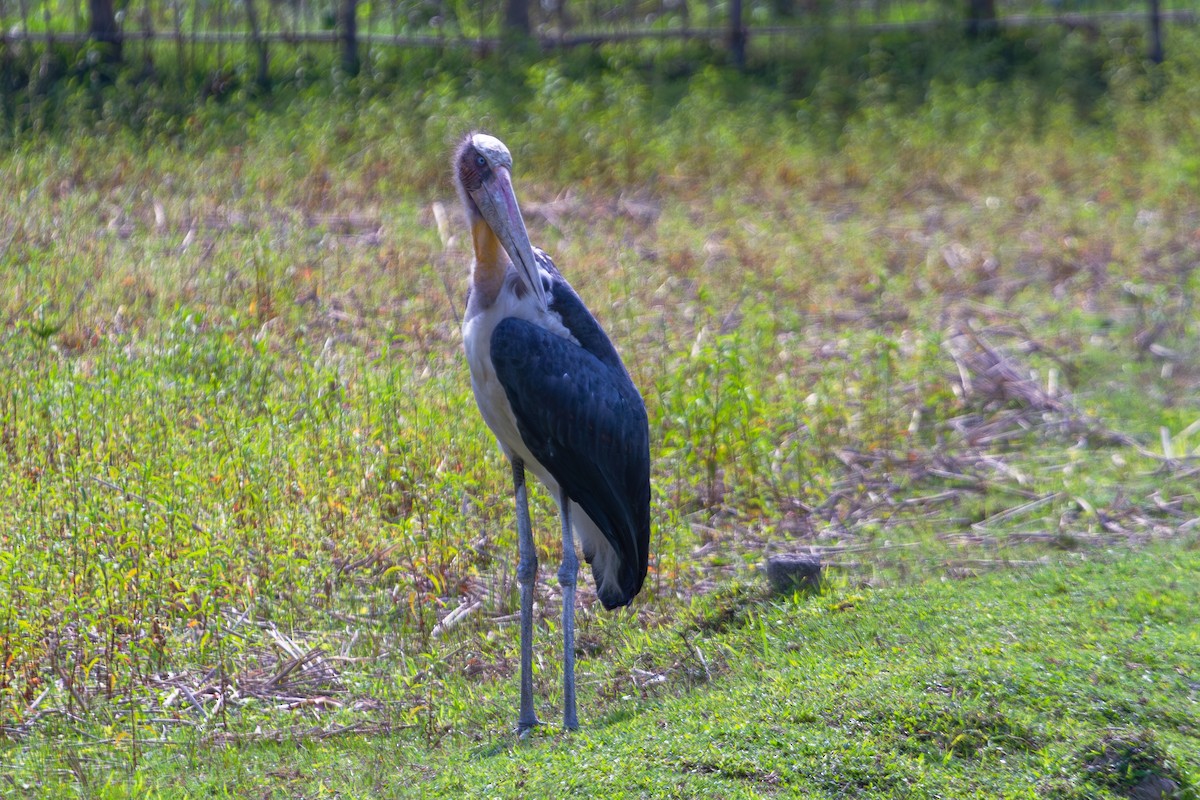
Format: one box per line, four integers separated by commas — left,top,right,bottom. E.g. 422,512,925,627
2,25,1199,797
7,545,1198,797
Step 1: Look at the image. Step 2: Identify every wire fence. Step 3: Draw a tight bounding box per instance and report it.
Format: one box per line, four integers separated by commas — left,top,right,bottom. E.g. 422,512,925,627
0,0,1195,67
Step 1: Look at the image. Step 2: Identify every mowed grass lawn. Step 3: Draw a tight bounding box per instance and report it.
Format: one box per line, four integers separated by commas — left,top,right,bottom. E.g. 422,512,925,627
8,545,1200,798
2,30,1199,797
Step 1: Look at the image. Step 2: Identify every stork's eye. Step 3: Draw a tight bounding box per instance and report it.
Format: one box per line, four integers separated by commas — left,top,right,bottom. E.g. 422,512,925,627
475,155,487,167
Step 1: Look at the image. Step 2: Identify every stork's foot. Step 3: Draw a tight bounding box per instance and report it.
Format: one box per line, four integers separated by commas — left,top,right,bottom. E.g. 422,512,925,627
516,716,542,739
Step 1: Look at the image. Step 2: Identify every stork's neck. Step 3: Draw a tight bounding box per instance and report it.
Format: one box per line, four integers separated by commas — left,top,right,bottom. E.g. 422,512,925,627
470,214,508,309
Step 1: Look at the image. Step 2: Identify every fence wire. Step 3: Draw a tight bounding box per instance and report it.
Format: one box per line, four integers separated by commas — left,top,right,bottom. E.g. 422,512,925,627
0,0,1194,59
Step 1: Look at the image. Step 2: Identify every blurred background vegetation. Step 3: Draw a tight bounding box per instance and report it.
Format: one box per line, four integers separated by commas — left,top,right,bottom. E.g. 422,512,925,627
1,0,1196,147
0,0,1193,121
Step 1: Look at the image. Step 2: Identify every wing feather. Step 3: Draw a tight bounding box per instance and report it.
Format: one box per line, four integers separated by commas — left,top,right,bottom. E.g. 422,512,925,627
490,307,649,607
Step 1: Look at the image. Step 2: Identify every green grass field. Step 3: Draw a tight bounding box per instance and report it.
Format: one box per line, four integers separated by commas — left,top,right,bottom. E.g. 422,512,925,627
9,547,1200,797
2,26,1199,798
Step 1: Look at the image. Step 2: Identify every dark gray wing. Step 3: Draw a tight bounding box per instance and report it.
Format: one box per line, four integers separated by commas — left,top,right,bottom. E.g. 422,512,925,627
490,289,649,609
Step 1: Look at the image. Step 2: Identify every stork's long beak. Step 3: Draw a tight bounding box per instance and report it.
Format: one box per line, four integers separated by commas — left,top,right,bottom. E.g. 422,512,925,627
471,166,548,310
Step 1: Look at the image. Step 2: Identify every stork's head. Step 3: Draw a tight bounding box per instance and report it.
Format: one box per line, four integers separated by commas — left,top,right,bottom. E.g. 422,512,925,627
455,133,547,309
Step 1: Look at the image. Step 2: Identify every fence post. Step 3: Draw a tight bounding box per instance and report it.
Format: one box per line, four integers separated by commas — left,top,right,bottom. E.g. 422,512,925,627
728,0,745,69
1147,0,1164,63
966,0,996,38
506,0,532,38
88,0,123,62
339,0,360,75
245,0,271,87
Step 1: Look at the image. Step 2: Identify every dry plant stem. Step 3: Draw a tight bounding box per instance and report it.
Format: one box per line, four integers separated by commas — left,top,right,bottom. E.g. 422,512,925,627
950,322,1189,465
432,600,483,638
201,721,412,745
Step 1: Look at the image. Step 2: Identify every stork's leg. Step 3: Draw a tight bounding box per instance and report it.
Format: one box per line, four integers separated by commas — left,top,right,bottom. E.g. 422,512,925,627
558,487,579,731
512,458,540,734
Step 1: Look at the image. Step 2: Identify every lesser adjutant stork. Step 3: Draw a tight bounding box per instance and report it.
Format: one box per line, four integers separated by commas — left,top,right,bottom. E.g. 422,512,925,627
454,132,650,732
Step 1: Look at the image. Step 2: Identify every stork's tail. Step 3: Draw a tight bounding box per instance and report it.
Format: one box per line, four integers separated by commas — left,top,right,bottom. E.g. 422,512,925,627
574,506,647,610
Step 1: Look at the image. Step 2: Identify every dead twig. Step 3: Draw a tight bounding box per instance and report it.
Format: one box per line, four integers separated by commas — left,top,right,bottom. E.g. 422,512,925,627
432,600,483,639
201,721,410,746
972,492,1064,533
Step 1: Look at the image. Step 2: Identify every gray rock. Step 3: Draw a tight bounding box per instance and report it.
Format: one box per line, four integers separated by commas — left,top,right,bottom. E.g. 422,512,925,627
1126,776,1181,800
765,555,822,595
